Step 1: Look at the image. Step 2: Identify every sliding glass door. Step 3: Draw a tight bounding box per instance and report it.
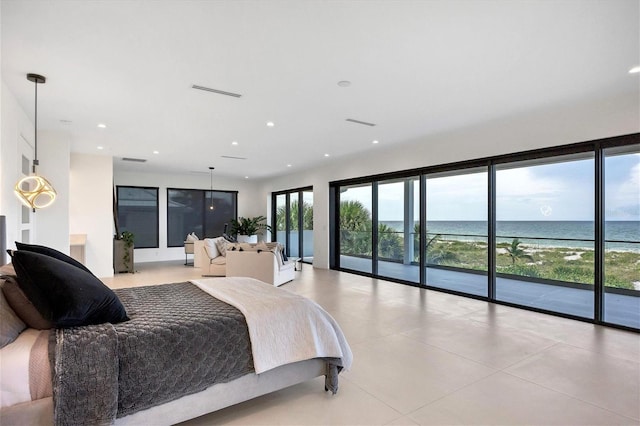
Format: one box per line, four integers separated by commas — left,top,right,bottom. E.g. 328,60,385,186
272,187,314,263
339,183,373,274
302,189,314,263
330,135,638,330
495,154,595,318
603,145,640,328
425,168,488,296
376,177,420,282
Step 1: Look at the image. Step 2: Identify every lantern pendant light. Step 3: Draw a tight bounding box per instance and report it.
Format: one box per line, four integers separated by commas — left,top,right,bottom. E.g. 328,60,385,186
14,73,56,211
208,167,216,211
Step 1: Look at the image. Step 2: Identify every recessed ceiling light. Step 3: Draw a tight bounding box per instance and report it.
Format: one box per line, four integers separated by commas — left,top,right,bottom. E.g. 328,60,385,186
97,146,104,150
324,153,330,157
153,150,159,154
372,140,379,144
266,121,275,127
231,141,238,146
629,66,640,74
287,164,292,167
97,123,107,128
245,176,249,179
337,80,351,87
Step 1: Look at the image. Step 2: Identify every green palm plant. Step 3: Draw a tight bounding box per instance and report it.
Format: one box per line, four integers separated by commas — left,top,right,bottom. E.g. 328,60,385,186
377,223,403,260
339,200,372,255
276,200,313,231
229,216,272,236
505,238,534,265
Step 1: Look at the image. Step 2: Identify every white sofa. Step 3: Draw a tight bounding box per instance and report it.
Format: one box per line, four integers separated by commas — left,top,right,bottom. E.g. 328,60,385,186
194,237,227,276
226,249,296,286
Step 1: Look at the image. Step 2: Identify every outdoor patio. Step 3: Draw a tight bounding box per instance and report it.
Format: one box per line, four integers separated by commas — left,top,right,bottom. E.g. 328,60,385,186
339,255,640,329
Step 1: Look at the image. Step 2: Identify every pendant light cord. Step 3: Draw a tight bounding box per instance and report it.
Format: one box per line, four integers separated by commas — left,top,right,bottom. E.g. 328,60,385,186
33,79,39,172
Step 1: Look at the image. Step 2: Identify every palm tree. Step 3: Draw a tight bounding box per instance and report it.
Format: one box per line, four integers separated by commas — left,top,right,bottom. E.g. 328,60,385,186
378,223,403,260
276,200,313,231
339,200,372,255
505,238,534,265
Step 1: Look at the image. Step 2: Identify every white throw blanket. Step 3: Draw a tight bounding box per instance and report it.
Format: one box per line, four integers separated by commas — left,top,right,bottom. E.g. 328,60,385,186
190,277,353,374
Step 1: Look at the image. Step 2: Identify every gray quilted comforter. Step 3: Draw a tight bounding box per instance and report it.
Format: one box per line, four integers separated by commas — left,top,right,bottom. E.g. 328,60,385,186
50,282,256,426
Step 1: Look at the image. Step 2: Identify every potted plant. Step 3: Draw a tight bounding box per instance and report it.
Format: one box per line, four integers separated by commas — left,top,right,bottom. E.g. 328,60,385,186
229,216,272,243
114,231,135,273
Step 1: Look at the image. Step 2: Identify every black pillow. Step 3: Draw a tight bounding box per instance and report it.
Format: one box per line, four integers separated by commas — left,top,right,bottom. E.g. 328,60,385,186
15,242,93,275
10,251,128,327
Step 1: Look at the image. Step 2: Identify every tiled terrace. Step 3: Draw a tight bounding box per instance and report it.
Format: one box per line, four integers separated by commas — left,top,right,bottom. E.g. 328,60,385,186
340,256,640,329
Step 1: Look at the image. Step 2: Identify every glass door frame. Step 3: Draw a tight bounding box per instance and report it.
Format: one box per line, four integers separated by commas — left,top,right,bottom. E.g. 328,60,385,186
329,133,639,332
271,186,313,264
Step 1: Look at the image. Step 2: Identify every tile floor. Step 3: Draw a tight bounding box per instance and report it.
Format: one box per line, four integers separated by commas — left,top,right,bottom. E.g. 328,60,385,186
103,261,640,425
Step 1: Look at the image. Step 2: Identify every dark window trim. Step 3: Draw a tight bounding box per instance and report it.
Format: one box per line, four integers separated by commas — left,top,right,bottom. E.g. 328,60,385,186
115,185,159,249
271,186,313,262
329,133,639,332
166,187,238,248
329,133,638,186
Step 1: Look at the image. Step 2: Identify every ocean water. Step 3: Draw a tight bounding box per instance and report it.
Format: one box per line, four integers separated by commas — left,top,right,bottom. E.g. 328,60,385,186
380,221,640,252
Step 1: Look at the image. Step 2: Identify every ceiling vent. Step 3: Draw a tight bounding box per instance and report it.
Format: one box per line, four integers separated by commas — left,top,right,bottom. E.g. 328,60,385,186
121,157,147,163
346,118,376,127
221,155,247,160
192,84,242,98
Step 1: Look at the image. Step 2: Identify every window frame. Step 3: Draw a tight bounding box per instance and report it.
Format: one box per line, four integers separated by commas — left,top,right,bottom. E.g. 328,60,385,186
329,132,639,332
166,187,238,248
271,186,313,262
115,185,160,249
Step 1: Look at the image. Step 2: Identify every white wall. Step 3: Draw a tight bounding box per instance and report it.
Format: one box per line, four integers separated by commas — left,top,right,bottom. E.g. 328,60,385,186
0,80,26,255
258,91,640,269
70,153,113,277
34,130,70,251
0,81,70,257
114,170,261,263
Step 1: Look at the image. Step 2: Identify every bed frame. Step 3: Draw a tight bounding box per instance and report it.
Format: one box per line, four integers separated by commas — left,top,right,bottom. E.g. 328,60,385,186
1,359,326,426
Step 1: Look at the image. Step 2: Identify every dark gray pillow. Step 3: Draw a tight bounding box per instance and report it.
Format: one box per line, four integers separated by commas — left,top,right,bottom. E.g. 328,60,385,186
14,241,93,275
10,251,129,327
1,275,52,329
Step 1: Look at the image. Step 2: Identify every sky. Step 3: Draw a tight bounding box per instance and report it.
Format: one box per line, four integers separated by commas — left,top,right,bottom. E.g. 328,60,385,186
341,151,640,221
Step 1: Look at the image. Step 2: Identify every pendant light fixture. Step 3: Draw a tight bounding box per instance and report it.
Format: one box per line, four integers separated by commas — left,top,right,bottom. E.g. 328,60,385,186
208,167,216,211
14,73,56,211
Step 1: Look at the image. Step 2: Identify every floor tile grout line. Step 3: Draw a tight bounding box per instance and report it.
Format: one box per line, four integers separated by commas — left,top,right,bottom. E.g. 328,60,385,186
501,367,640,422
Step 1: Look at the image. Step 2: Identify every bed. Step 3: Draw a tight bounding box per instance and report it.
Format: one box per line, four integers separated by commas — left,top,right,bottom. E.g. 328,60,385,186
0,244,352,426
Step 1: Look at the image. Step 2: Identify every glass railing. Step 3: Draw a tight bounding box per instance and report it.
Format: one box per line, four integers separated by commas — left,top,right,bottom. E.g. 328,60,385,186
340,229,640,292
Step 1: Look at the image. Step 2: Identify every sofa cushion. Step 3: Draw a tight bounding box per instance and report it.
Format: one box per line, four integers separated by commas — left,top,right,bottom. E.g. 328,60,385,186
271,249,284,266
214,238,229,257
210,256,226,266
280,261,296,272
203,245,217,259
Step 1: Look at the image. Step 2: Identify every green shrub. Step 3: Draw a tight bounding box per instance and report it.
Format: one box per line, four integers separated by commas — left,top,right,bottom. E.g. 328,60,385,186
498,264,541,278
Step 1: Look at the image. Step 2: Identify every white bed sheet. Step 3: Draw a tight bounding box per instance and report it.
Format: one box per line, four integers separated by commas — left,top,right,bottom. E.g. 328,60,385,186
0,328,40,407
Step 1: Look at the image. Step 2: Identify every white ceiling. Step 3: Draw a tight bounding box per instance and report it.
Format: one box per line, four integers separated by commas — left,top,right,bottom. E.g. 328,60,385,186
2,0,638,179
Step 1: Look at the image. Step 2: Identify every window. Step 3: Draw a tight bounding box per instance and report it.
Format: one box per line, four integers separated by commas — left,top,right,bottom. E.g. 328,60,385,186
377,177,420,282
426,168,488,296
604,144,640,329
338,183,373,274
495,154,595,318
272,187,314,263
330,134,639,331
167,189,237,247
116,186,159,248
